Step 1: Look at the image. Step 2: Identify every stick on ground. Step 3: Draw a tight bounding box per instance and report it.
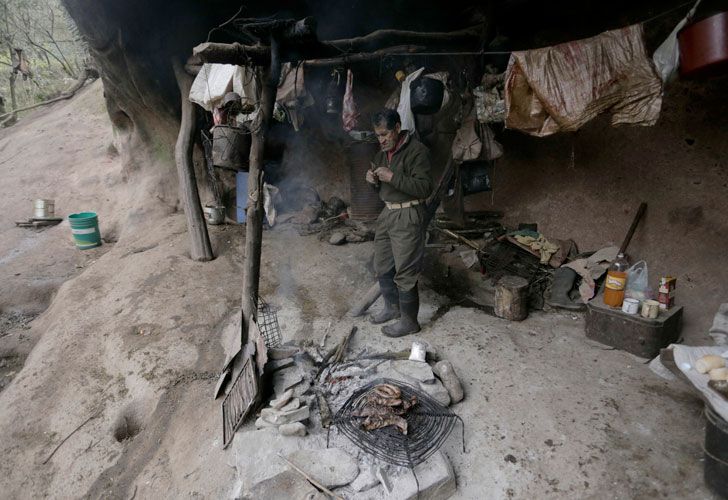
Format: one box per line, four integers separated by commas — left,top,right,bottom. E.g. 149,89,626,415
277,454,344,500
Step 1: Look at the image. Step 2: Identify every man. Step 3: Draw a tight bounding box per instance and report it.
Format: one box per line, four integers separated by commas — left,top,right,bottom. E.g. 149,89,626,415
366,109,433,337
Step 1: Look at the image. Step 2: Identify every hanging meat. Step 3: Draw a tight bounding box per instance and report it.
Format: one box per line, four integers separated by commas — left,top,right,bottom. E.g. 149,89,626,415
342,69,359,132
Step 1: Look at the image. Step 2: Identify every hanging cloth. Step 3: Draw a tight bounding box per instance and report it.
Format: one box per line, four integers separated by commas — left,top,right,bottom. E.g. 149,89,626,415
504,24,662,137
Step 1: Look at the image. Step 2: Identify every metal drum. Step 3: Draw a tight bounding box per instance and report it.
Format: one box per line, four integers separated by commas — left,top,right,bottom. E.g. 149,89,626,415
346,139,384,221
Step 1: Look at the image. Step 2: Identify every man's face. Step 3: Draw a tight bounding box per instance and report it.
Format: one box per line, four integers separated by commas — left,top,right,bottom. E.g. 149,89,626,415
374,123,401,152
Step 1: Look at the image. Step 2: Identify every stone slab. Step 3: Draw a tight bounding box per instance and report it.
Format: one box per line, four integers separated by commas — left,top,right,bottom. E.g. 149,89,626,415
286,448,359,488
244,470,318,500
270,389,294,409
393,360,436,384
419,380,451,407
432,360,464,404
386,451,456,500
279,422,307,437
351,466,380,493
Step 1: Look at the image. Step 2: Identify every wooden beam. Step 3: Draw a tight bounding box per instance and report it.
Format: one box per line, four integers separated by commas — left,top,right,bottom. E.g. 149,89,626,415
303,45,426,68
172,59,214,262
241,60,278,333
193,24,485,66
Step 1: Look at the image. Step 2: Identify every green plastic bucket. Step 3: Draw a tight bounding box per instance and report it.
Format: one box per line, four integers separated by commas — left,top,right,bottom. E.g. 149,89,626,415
68,212,101,250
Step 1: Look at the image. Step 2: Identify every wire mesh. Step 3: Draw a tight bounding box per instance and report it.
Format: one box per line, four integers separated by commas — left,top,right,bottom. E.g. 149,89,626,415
256,296,281,349
329,378,464,468
222,355,258,448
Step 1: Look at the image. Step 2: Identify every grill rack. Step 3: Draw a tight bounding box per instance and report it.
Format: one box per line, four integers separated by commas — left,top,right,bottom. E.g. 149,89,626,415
256,296,281,349
328,378,465,470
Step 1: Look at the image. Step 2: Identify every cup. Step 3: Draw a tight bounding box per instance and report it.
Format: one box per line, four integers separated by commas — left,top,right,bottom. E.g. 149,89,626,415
408,341,427,362
641,299,660,319
622,298,640,315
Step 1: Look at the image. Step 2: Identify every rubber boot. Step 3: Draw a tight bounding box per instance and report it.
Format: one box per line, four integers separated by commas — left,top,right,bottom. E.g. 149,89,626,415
545,267,585,311
370,272,400,324
383,287,421,337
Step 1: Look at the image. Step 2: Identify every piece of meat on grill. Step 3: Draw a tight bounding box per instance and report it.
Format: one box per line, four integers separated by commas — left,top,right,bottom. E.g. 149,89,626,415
372,383,401,399
362,414,408,435
353,405,404,418
364,395,403,407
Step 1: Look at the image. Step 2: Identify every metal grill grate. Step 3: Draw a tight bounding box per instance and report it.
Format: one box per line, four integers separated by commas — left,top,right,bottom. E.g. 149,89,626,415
257,297,281,349
328,378,464,469
222,355,258,448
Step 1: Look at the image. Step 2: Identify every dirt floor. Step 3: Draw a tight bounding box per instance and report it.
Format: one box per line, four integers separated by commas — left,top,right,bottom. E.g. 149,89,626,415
0,82,720,499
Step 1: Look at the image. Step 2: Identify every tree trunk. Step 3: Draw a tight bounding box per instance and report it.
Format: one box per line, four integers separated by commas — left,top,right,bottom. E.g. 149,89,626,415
172,58,214,262
494,276,529,321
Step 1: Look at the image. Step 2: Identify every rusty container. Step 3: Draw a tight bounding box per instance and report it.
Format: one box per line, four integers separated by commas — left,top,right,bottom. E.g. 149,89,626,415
346,138,384,221
678,11,728,78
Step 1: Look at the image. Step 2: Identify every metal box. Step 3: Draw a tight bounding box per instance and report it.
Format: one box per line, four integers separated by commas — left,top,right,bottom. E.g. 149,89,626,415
585,292,683,358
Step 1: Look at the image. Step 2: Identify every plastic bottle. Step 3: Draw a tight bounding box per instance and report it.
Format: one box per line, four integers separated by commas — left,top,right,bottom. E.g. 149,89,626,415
603,253,630,307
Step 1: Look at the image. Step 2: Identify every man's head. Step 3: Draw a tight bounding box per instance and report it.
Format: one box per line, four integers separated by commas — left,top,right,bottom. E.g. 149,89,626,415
372,109,402,152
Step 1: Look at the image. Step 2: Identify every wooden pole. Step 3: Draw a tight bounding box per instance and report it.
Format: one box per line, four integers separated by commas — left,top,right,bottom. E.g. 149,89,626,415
241,61,278,334
172,58,214,262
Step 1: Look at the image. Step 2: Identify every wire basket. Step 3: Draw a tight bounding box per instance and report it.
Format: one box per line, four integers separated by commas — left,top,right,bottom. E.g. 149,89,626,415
256,296,281,349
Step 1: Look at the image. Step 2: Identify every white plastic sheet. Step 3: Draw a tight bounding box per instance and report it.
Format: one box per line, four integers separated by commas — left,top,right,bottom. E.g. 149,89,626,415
189,63,237,111
396,67,424,132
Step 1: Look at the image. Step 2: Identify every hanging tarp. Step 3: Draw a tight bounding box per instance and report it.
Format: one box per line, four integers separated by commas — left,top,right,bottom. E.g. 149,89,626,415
504,24,663,137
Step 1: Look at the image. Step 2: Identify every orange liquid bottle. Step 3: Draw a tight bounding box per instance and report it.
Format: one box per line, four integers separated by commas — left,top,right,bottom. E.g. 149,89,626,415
603,253,629,307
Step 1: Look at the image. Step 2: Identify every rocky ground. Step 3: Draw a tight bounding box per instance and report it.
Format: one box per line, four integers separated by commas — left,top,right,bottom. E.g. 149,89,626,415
0,81,719,499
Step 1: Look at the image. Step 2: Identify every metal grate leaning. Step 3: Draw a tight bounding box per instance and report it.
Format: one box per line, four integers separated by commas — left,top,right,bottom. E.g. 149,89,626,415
329,378,465,468
257,296,281,349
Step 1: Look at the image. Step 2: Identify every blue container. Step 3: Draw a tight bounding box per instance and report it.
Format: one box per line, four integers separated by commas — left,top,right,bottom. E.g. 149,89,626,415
236,171,248,223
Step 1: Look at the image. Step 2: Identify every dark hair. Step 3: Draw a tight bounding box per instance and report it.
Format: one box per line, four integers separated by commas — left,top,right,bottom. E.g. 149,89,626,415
372,109,401,130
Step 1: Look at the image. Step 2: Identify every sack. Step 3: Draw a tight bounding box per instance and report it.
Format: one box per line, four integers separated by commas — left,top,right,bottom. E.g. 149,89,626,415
625,261,649,301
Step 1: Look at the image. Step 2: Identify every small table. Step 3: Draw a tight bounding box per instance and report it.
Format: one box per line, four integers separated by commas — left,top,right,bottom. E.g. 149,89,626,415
585,292,683,358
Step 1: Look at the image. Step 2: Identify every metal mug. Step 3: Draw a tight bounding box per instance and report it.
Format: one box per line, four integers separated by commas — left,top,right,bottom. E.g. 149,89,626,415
641,299,660,319
408,341,427,363
622,298,640,315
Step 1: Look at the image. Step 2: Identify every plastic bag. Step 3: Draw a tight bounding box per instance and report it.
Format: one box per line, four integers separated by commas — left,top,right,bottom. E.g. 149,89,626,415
652,0,702,85
625,261,649,301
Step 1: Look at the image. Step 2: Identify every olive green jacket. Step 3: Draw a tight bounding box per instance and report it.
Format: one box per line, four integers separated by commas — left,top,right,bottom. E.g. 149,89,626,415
372,133,433,203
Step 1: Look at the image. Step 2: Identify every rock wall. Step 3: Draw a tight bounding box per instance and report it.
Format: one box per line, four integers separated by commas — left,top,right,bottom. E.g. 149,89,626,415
465,77,728,343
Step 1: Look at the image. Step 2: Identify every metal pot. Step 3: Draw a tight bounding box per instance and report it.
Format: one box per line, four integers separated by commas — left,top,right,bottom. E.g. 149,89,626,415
204,205,226,225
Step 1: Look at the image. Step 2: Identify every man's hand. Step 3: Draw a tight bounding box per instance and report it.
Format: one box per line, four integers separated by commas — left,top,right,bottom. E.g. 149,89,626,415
373,166,394,183
365,169,378,185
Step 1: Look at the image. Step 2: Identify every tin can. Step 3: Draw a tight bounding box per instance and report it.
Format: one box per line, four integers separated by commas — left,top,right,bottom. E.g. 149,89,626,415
622,298,640,315
658,276,677,310
34,199,55,218
641,299,660,319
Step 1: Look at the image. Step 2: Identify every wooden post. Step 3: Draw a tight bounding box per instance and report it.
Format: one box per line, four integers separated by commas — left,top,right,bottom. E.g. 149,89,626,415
494,276,529,321
172,58,214,262
241,63,278,333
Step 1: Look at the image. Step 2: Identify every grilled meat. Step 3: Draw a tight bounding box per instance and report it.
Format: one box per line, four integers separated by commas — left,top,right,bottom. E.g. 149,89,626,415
362,414,408,435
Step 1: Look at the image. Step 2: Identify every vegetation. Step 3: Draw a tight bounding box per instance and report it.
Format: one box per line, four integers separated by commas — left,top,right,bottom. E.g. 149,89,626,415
0,0,88,117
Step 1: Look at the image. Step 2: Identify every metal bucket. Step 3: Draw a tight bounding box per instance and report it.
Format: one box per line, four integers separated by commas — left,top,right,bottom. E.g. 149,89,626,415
204,205,226,225
705,404,728,498
212,125,251,170
34,199,55,218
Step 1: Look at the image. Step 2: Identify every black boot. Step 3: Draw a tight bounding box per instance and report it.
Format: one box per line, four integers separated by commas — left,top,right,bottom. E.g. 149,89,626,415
382,287,421,337
545,267,585,311
370,272,400,324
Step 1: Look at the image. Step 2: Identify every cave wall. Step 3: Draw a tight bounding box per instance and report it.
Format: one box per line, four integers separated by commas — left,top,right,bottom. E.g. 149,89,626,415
464,77,728,343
